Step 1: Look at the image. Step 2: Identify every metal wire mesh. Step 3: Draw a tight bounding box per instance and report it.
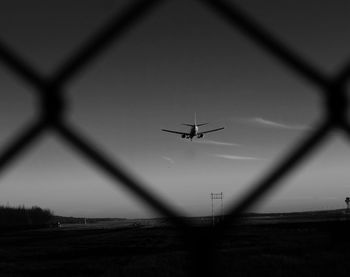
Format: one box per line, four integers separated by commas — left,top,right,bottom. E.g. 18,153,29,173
0,0,347,276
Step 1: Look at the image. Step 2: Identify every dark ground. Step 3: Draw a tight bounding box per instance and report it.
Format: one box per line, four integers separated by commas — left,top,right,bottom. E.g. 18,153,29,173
1,210,350,276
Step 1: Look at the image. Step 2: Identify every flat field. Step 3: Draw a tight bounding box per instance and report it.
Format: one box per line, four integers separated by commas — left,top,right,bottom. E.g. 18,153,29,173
2,210,350,276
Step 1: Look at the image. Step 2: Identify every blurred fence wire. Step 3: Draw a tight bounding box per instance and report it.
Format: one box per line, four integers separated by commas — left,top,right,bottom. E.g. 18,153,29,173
0,0,347,276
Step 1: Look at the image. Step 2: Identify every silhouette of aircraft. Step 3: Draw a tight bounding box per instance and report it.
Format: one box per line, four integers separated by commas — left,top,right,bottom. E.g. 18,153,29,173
162,114,224,140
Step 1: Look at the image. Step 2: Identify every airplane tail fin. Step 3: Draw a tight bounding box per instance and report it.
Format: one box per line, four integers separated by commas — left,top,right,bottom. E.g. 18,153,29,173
194,112,208,126
182,114,207,127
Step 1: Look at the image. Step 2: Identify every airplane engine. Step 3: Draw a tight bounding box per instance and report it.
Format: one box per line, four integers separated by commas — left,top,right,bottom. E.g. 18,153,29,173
181,134,186,138
197,134,204,138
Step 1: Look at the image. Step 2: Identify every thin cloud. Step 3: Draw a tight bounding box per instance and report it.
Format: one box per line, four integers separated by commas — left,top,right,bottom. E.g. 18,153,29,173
250,117,312,131
213,154,263,161
193,139,240,147
161,156,175,164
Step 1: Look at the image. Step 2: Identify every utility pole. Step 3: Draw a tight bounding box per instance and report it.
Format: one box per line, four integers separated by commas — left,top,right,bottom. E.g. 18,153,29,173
211,192,224,226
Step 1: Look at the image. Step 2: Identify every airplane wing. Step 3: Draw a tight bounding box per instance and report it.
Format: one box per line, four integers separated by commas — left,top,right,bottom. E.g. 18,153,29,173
161,129,190,135
199,127,224,135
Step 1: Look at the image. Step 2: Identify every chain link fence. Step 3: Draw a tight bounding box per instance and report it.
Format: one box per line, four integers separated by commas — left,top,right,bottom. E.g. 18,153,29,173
0,0,347,276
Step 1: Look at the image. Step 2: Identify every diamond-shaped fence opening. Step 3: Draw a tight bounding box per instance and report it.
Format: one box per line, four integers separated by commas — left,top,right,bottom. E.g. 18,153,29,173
0,0,349,276
0,69,36,147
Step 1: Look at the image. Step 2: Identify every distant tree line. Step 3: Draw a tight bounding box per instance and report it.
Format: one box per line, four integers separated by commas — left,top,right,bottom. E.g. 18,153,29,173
0,205,54,227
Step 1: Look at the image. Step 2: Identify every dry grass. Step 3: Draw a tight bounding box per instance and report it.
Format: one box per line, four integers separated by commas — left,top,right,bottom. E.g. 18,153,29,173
1,211,350,276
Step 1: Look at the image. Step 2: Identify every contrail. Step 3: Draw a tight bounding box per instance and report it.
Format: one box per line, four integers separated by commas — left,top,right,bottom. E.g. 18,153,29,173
213,154,263,161
193,139,240,147
250,117,312,130
161,156,175,164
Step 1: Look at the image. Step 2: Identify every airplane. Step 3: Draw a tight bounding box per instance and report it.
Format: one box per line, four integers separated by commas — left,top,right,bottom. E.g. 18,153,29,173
161,114,224,140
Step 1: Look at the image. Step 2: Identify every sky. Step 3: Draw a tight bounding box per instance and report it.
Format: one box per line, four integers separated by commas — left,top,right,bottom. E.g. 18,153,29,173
0,0,350,218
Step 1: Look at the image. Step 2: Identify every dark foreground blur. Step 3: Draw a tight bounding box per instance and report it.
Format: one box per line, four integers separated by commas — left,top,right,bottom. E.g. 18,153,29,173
1,210,350,277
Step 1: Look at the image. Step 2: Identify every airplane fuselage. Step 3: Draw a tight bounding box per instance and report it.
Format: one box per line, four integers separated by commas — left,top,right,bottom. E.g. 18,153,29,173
189,125,199,139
